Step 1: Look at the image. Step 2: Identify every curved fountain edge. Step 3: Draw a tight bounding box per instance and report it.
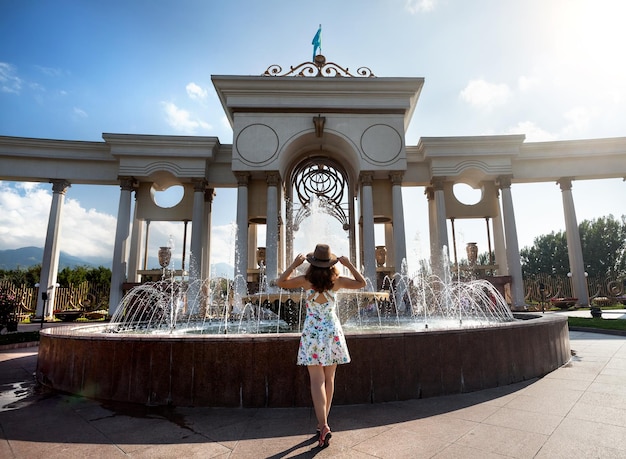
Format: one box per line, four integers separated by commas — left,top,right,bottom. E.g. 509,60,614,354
36,313,570,407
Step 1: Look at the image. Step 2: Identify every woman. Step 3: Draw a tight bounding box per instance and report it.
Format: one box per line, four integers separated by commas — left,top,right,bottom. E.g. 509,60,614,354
276,243,366,448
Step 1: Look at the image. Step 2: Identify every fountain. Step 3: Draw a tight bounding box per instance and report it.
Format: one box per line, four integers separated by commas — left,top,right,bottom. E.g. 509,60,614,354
37,252,569,407
37,196,569,407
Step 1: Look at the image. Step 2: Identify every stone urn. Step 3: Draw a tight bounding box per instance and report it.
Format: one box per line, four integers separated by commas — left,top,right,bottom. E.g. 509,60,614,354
375,246,387,267
256,247,266,268
466,242,478,266
158,246,171,269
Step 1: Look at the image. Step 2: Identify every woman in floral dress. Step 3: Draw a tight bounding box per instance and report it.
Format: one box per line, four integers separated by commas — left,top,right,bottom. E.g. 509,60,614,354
276,244,366,448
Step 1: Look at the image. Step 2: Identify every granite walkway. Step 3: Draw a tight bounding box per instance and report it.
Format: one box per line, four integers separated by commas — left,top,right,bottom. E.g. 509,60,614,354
1,330,625,458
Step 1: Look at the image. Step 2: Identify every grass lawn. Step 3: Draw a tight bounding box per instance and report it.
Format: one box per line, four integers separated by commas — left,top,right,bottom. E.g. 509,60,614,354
568,316,626,332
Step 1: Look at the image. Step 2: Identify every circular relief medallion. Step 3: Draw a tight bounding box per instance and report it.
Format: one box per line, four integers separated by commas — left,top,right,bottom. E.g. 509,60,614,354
235,124,279,165
360,124,403,165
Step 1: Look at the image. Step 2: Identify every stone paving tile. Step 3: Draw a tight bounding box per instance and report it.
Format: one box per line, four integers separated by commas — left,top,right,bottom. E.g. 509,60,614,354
6,440,127,459
433,442,510,458
482,405,564,436
442,400,500,422
394,414,477,444
536,417,626,458
568,400,626,428
529,372,592,391
587,380,626,397
124,435,231,458
350,425,452,458
502,389,583,417
455,423,548,458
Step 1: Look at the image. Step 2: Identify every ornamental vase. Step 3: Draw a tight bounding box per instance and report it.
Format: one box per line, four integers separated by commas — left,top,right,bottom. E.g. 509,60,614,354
158,246,172,269
375,246,387,267
466,242,478,266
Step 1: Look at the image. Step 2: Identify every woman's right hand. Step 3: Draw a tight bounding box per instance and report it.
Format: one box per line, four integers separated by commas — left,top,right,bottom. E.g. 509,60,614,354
293,253,305,267
337,255,351,267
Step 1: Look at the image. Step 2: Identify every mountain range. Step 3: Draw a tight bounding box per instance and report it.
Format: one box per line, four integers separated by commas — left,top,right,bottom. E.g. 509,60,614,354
0,246,234,278
0,246,108,270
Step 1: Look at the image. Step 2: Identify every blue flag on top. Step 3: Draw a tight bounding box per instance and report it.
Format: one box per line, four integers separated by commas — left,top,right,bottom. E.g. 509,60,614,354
312,25,321,61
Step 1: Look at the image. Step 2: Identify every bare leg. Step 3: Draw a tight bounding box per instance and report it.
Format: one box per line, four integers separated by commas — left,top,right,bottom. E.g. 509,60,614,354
323,364,337,420
307,365,328,429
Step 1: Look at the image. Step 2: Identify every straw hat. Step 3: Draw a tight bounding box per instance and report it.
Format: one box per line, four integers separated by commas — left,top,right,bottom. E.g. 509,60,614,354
306,244,338,268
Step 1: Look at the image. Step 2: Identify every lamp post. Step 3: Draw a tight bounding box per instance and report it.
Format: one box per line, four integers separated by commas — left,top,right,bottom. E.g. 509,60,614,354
35,283,59,328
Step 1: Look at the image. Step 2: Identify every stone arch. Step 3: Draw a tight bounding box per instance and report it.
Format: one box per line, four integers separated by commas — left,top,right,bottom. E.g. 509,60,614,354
279,130,361,264
278,129,361,189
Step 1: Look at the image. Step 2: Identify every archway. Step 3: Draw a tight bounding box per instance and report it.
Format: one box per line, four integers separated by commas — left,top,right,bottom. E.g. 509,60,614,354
286,155,355,266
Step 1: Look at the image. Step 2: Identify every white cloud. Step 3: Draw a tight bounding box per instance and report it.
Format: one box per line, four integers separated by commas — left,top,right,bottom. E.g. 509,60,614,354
0,182,116,258
0,62,22,94
405,0,437,13
209,223,238,266
518,75,539,92
34,65,64,77
186,82,208,100
60,197,117,257
161,101,211,134
505,121,557,142
460,79,511,111
561,106,595,137
73,107,88,118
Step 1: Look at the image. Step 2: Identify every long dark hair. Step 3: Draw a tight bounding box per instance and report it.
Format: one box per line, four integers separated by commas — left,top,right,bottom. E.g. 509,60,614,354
305,265,338,292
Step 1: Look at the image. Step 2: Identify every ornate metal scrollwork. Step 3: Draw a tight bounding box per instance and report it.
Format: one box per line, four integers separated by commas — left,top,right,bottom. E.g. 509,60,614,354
263,55,375,78
291,157,349,230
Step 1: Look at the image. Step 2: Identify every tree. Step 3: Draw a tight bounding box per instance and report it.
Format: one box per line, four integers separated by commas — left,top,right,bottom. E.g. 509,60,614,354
0,265,41,287
521,214,626,278
579,215,626,277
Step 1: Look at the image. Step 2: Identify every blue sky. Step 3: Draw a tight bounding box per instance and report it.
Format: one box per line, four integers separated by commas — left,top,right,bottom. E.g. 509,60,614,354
1,0,625,272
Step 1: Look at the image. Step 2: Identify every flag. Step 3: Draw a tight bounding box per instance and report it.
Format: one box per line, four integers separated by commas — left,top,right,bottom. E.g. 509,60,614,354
312,25,321,61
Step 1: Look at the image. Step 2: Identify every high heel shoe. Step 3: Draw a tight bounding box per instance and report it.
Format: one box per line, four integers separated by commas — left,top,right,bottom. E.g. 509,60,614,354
318,425,332,448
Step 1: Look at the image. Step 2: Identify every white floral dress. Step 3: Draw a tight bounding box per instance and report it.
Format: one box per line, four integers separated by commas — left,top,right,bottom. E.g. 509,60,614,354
297,289,351,366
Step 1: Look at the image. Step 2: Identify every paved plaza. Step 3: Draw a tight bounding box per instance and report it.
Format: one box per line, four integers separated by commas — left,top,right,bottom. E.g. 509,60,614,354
1,325,625,458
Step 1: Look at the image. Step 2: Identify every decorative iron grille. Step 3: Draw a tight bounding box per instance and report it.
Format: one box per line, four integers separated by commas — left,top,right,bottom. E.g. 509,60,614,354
291,157,349,231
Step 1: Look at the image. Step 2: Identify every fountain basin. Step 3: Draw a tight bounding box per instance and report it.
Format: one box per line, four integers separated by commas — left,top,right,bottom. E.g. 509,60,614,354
37,313,569,407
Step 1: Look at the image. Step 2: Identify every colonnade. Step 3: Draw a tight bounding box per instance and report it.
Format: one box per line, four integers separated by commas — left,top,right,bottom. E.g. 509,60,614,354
34,172,593,317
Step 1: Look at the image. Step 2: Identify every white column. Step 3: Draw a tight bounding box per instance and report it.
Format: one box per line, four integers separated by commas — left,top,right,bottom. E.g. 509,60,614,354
109,177,135,316
202,188,215,279
248,225,257,270
234,172,250,299
492,189,508,274
390,172,406,273
432,178,449,269
425,187,437,266
348,192,357,265
127,191,142,283
37,179,70,319
360,172,376,290
190,179,207,277
265,172,280,290
558,178,589,306
142,220,151,271
384,222,394,268
285,190,294,265
496,176,526,309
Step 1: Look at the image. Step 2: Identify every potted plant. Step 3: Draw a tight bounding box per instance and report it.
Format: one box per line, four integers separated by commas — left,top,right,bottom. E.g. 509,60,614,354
0,288,19,332
550,297,578,309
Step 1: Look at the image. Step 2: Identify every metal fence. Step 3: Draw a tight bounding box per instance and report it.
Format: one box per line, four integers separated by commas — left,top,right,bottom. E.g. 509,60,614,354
0,280,110,318
523,273,626,306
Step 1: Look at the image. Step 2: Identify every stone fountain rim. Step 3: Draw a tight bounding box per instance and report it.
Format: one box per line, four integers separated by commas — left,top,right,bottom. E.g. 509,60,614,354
39,313,564,342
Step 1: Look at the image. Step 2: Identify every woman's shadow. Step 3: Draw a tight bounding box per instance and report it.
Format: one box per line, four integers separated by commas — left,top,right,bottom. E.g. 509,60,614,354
266,432,327,458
